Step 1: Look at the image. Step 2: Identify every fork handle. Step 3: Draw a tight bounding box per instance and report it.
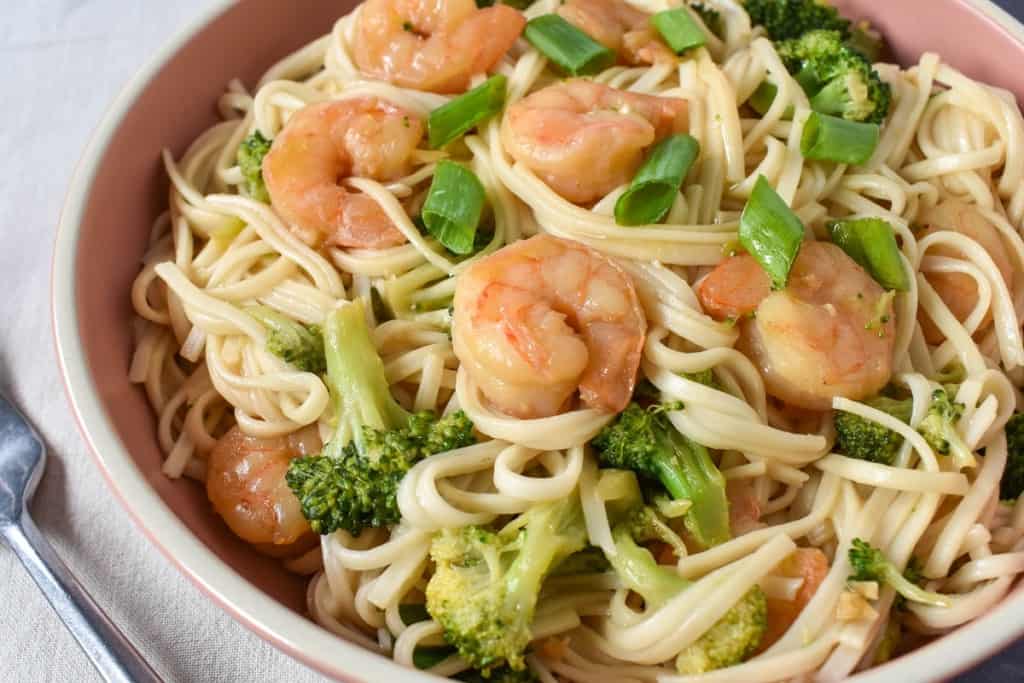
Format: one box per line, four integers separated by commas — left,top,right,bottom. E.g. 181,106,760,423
3,514,163,683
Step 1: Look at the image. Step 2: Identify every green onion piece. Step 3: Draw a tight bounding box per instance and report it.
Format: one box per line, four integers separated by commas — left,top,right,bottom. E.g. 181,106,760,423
524,15,616,76
651,8,707,54
801,111,880,165
422,161,487,255
739,176,806,289
747,81,795,119
428,74,508,149
614,134,700,226
747,81,777,116
828,218,909,291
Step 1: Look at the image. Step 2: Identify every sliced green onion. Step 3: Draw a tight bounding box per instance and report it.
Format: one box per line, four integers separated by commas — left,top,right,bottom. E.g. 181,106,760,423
747,81,777,116
615,134,700,226
428,74,507,149
739,176,806,289
524,15,616,76
422,161,486,255
651,8,707,54
801,111,880,165
747,81,795,119
828,218,909,291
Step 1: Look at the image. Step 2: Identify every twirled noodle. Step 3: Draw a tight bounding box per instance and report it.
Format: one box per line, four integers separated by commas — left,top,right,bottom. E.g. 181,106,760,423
127,1,1024,680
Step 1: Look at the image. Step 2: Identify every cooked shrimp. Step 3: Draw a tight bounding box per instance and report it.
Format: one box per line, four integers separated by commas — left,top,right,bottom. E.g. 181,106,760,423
760,548,830,651
263,98,424,249
698,241,896,411
453,234,646,418
917,199,1014,344
355,0,525,94
207,426,320,554
501,80,688,204
558,0,674,66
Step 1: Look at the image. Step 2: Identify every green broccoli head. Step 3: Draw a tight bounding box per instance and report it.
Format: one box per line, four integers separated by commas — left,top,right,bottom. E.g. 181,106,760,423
606,523,766,673
777,29,891,123
238,130,273,203
848,539,950,607
833,396,912,465
285,301,475,535
1001,413,1024,500
286,410,474,535
248,306,326,375
917,388,975,469
591,402,730,548
676,587,767,674
426,497,588,673
743,0,851,41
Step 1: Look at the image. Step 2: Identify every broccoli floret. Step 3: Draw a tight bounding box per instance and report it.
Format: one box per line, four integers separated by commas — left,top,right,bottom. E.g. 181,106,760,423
1001,413,1024,500
916,388,975,470
286,301,475,535
777,30,891,123
426,497,588,673
606,524,767,673
834,395,912,465
238,130,273,203
247,306,325,375
834,388,974,468
743,0,851,41
592,402,730,548
848,539,951,607
691,3,724,38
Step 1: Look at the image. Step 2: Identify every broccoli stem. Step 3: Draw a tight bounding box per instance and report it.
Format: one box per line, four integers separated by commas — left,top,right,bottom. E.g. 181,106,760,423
656,425,731,548
324,302,409,453
879,564,951,608
610,526,690,610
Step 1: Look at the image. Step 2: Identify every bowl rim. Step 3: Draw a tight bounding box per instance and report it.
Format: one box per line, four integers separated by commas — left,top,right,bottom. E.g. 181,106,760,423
51,1,1024,681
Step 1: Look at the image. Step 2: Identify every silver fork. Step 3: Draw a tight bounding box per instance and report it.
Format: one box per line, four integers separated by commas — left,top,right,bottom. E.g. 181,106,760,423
0,392,162,683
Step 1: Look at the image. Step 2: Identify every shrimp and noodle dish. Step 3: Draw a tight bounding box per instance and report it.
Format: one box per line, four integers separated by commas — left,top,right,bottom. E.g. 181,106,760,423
131,0,1024,679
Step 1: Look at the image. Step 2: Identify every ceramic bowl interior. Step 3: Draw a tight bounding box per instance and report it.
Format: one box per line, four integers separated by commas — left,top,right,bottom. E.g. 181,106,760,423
53,0,1024,680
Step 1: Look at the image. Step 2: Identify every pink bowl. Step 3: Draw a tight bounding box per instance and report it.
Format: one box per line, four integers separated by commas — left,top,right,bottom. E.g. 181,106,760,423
52,0,1024,680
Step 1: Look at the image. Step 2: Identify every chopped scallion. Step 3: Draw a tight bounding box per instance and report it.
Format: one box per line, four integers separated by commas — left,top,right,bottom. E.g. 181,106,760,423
524,15,616,76
422,161,487,255
615,134,700,226
651,8,707,54
428,74,508,149
828,218,909,291
801,111,879,165
739,176,805,289
747,81,795,119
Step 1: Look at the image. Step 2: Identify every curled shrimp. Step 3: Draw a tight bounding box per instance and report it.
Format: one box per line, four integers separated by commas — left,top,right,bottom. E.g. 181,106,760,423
917,199,1014,343
453,234,646,418
760,548,830,651
697,241,896,411
501,80,688,204
355,0,526,94
263,98,424,249
207,426,320,555
558,0,674,66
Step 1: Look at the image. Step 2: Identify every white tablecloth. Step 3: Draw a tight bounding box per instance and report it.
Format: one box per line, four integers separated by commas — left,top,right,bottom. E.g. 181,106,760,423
3,1,1024,682
0,3,325,681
